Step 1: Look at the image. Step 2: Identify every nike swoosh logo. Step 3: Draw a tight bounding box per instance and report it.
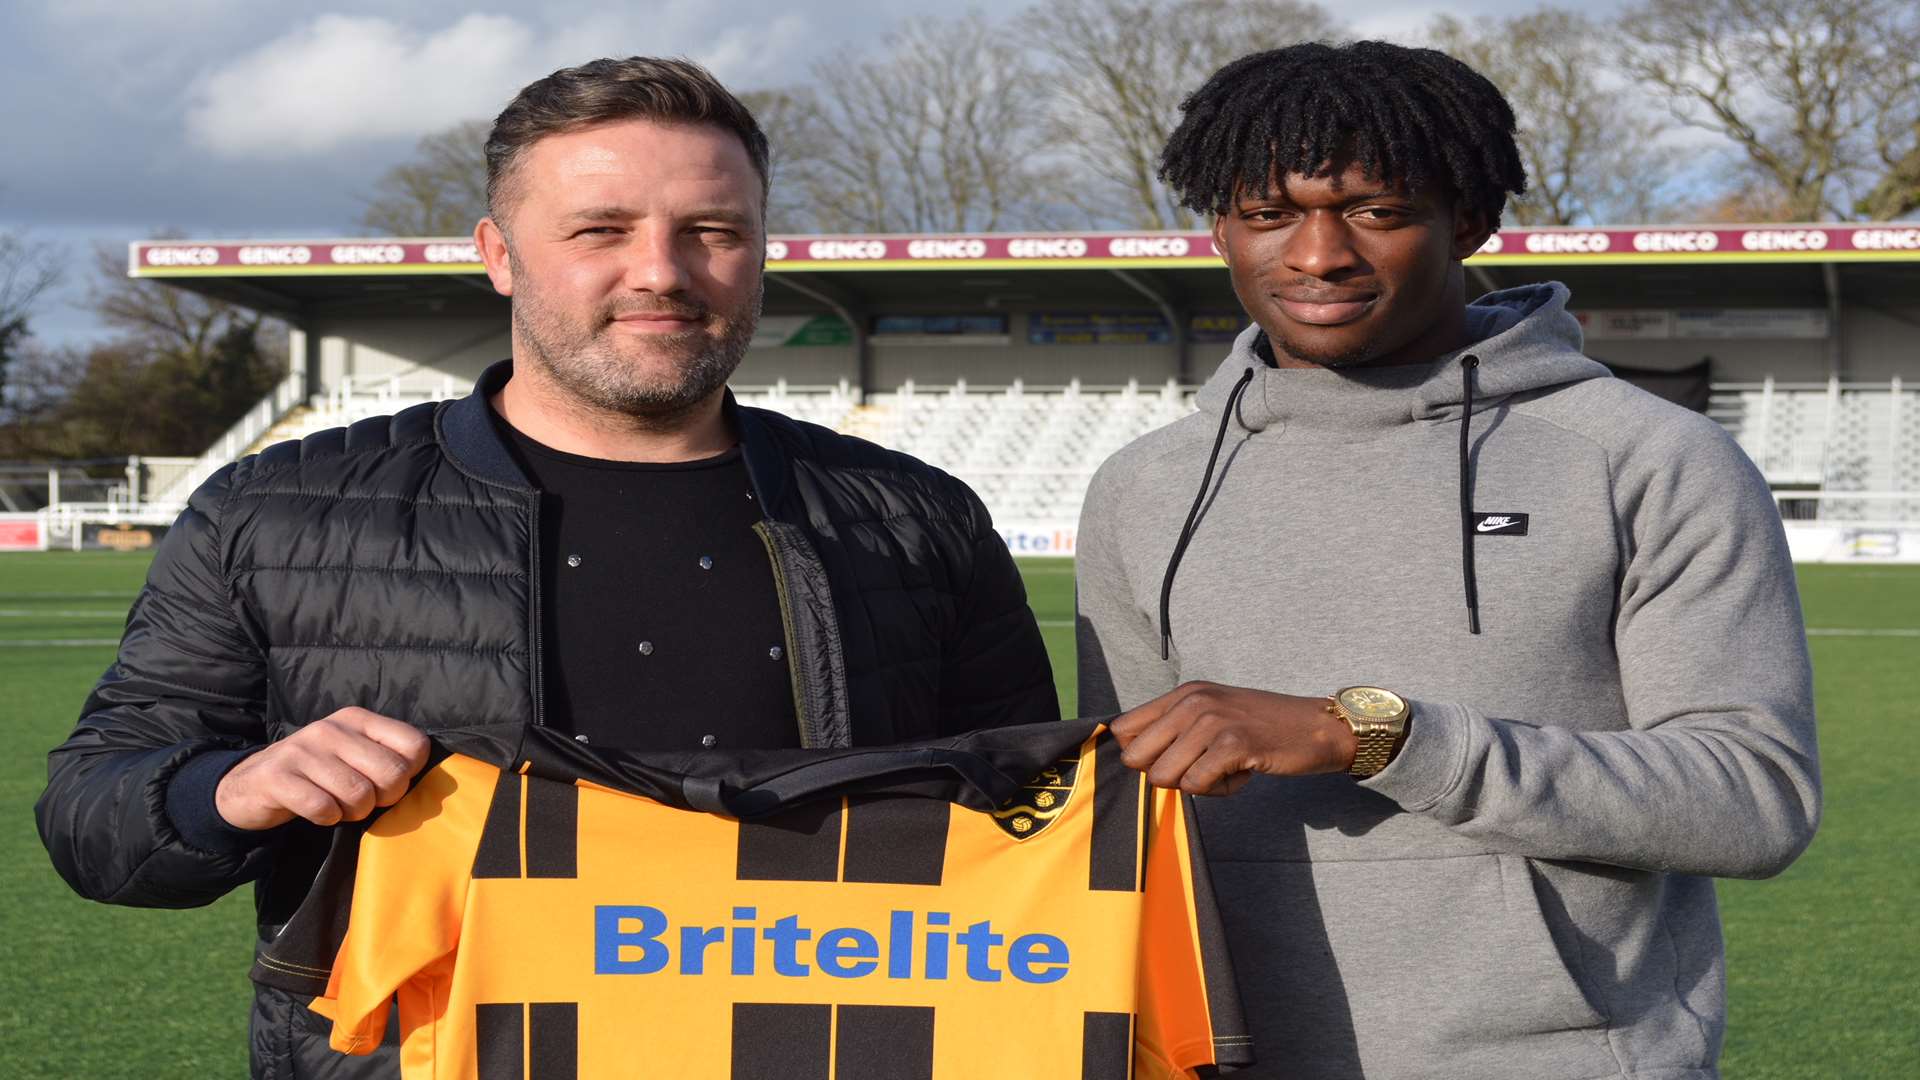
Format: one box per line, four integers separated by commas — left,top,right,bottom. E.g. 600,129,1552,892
1477,520,1519,532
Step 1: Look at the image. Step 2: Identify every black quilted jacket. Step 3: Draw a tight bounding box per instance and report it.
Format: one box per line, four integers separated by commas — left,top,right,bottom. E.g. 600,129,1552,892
35,359,1058,1078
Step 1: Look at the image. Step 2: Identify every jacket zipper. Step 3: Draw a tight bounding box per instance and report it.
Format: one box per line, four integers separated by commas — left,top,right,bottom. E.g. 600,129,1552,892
526,493,546,728
753,520,812,748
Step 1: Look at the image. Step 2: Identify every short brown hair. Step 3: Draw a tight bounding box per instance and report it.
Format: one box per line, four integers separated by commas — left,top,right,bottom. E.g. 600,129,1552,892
484,56,770,222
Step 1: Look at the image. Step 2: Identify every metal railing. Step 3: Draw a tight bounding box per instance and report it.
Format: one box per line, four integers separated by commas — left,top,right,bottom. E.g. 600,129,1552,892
119,373,1920,518
1772,490,1920,527
318,372,465,421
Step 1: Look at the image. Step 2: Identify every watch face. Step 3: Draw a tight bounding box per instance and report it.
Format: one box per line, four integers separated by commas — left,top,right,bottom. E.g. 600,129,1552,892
1338,687,1406,719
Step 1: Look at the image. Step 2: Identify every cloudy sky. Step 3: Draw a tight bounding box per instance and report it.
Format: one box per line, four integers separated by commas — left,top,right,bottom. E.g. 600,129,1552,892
1,0,1632,345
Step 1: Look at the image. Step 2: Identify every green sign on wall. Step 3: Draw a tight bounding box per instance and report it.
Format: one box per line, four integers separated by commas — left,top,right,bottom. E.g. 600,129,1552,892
753,315,854,348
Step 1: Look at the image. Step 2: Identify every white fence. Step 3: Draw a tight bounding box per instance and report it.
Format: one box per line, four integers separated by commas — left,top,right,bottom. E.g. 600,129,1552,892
319,371,466,418
0,503,185,553
10,375,1919,562
9,496,1920,562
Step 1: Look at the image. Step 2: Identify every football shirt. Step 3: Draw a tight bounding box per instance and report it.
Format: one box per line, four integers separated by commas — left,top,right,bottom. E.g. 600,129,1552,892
252,720,1254,1079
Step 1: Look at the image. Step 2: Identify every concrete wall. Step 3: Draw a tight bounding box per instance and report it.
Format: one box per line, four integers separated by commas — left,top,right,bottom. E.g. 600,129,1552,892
872,332,1182,388
291,297,1915,398
1592,306,1919,384
1845,306,1920,383
309,314,509,389
1585,337,1829,381
733,346,855,386
692,307,1192,389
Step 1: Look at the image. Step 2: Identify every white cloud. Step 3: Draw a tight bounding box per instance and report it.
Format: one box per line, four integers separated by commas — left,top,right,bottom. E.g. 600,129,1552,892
182,7,822,160
184,14,542,157
691,15,813,85
1348,0,1638,42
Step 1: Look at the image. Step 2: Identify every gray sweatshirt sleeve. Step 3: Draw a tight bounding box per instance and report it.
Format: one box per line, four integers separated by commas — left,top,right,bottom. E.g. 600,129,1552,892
1075,461,1181,717
1363,419,1822,879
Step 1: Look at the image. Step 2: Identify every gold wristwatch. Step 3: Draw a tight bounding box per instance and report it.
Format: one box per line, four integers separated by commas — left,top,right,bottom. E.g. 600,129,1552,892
1326,686,1412,778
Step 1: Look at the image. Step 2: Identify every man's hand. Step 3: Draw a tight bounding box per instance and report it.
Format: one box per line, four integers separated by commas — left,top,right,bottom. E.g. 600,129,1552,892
214,707,431,830
1109,682,1357,796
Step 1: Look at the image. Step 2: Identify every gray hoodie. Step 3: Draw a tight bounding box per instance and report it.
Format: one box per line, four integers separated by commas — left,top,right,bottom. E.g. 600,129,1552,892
1075,283,1820,1079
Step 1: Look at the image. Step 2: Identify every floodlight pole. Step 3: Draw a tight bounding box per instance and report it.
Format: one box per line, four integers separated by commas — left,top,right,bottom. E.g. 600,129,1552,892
1819,262,1845,489
1109,269,1187,382
769,274,868,403
1821,262,1844,381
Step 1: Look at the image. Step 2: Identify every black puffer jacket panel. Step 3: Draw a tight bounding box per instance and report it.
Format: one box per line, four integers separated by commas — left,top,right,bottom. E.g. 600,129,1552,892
35,360,1058,1078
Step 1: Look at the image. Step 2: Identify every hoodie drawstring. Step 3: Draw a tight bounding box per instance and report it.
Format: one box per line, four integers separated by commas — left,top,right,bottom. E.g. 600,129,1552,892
1459,355,1482,635
1159,366,1255,659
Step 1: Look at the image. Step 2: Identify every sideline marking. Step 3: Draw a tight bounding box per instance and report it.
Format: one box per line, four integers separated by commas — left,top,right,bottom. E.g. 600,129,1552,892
1037,620,1919,636
0,610,125,618
0,592,138,601
6,628,1912,647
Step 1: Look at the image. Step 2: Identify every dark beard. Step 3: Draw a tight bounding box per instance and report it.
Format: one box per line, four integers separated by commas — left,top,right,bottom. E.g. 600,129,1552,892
1261,327,1394,369
512,278,762,425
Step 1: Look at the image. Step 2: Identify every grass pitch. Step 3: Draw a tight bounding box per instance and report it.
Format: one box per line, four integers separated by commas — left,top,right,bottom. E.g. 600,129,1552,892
1,551,1913,1077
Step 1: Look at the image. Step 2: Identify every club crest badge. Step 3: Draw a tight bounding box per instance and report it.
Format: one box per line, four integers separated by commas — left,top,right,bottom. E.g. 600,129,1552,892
992,751,1081,840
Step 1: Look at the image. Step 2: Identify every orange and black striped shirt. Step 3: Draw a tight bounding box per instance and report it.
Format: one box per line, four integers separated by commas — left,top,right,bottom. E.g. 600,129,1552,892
252,720,1254,1079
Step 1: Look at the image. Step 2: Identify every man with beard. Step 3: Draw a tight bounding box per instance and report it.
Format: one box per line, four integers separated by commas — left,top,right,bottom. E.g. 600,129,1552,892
38,57,1057,1078
1075,42,1819,1079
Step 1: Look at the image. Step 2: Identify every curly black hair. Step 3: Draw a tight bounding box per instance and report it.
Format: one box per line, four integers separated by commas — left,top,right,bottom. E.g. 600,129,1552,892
1158,41,1526,224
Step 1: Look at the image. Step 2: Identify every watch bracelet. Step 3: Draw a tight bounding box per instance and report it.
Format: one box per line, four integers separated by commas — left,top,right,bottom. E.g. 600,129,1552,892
1326,693,1406,778
1349,728,1399,777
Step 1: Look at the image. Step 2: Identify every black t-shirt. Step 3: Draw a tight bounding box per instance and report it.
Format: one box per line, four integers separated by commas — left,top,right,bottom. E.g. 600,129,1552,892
495,413,800,752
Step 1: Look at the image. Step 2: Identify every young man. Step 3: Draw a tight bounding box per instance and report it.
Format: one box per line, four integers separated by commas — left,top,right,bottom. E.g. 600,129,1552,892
39,57,1056,1078
1076,41,1819,1079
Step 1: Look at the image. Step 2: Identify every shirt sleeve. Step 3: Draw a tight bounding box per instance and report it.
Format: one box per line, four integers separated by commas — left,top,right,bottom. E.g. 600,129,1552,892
1360,414,1820,878
36,462,280,908
1075,460,1181,718
1134,785,1255,1078
305,756,497,1054
937,487,1062,733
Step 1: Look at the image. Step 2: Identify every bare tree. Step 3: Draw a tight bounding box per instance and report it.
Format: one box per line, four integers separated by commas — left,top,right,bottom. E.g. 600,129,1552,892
1689,176,1804,220
790,14,1070,232
360,119,492,236
0,228,63,402
1,241,289,460
739,88,834,233
36,244,289,457
1854,41,1920,219
1617,0,1920,221
1426,11,1685,226
1022,0,1343,230
1858,135,1920,219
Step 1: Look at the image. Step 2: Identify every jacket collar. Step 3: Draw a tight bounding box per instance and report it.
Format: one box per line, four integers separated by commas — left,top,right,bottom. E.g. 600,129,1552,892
723,388,791,512
439,358,791,511
437,359,533,490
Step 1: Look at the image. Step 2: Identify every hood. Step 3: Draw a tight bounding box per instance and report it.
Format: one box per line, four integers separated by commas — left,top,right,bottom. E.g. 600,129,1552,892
1194,282,1608,438
1159,283,1608,652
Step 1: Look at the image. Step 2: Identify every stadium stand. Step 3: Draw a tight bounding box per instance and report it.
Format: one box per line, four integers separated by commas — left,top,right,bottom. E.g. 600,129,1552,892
96,226,1918,560
1712,377,1920,524
149,375,1201,529
137,374,1915,534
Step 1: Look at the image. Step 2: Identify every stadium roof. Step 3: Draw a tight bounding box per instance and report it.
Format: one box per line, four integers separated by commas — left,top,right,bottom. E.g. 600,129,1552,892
131,223,1920,276
126,224,1920,320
